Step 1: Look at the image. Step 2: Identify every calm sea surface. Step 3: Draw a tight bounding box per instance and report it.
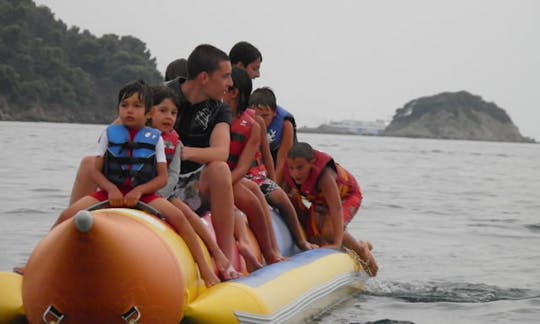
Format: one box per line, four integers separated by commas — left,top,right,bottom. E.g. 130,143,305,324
1,121,539,323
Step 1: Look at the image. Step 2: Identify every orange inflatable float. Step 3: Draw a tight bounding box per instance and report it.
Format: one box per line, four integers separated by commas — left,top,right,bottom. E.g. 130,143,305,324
23,209,191,323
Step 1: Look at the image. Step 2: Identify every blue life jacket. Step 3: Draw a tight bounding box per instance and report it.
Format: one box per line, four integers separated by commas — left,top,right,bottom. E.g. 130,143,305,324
266,105,297,161
103,125,161,187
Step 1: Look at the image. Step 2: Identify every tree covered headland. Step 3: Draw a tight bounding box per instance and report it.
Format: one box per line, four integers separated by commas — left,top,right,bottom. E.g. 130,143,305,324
0,0,163,123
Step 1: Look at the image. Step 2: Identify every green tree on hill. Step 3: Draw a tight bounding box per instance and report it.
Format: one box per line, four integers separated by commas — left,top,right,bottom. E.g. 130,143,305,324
0,0,162,123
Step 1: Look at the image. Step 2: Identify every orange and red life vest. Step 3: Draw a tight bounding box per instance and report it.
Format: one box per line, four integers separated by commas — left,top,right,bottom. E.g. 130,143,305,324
228,109,265,175
161,130,180,166
284,150,360,206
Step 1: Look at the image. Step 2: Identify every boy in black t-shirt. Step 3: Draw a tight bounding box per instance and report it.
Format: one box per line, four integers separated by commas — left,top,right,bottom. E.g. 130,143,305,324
165,44,238,265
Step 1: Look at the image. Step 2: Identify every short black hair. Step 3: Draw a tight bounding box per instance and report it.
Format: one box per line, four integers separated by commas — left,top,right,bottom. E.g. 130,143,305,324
117,80,152,113
249,87,277,111
288,142,315,160
165,58,188,81
187,44,229,80
151,85,179,108
229,41,262,66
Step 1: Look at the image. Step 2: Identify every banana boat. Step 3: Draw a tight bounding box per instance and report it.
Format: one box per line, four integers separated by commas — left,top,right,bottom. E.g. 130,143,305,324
0,207,366,323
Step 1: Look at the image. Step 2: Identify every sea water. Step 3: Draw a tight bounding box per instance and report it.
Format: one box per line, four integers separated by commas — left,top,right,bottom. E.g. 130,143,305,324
1,121,539,324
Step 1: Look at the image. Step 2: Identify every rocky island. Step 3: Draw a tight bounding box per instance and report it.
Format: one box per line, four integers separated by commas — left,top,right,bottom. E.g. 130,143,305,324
383,91,533,143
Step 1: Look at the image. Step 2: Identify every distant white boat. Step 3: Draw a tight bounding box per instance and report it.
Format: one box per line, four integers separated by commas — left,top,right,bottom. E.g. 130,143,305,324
327,120,388,135
300,119,389,135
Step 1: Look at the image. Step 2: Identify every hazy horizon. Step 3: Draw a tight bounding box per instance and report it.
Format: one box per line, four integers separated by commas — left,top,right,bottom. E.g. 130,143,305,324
33,0,540,140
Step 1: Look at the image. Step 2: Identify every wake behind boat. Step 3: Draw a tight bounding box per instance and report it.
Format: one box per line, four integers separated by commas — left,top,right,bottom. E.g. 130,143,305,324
0,206,367,323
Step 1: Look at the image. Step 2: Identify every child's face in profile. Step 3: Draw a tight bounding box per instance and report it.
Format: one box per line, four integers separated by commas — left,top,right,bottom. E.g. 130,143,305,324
254,105,275,128
118,93,147,129
287,157,313,185
148,98,178,133
239,58,261,79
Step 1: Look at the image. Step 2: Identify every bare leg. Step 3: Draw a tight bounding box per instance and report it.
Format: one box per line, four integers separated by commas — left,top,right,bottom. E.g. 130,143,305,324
242,179,287,261
69,156,98,205
170,198,240,280
342,231,378,277
52,196,100,229
267,189,316,250
198,162,236,263
360,240,374,251
234,210,263,272
233,181,284,264
150,198,220,287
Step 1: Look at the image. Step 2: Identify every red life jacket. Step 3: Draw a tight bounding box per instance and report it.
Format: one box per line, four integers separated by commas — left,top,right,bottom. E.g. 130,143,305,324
228,109,264,172
284,150,360,205
161,130,180,166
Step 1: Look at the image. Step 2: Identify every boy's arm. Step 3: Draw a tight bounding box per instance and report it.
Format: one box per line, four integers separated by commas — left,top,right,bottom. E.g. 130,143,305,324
125,137,168,207
275,120,294,185
157,142,182,198
124,162,168,207
181,122,230,163
90,156,123,207
319,168,344,249
91,131,123,206
280,176,299,208
256,116,276,181
231,122,261,184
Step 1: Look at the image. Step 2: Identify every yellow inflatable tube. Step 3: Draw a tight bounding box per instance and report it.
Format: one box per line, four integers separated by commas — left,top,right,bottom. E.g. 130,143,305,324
1,208,365,323
185,248,362,323
0,272,25,324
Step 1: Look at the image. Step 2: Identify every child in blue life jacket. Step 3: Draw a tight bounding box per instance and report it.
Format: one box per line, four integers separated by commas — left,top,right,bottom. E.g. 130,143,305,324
249,87,297,185
52,80,220,287
148,85,240,280
282,142,378,277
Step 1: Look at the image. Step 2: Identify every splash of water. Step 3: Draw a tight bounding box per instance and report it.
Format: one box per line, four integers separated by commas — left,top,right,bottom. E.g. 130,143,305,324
363,280,539,303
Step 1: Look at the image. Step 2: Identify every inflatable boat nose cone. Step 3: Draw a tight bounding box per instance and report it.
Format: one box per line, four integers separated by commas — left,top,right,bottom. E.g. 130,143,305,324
74,210,93,233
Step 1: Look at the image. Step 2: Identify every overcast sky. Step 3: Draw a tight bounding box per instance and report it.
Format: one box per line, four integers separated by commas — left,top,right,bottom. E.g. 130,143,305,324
34,0,540,140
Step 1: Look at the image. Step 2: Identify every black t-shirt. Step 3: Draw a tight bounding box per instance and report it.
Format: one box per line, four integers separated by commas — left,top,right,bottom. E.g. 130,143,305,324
166,77,232,174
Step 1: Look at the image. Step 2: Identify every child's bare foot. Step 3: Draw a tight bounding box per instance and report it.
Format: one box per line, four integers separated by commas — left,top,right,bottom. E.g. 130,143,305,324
238,242,263,273
357,243,378,277
298,240,318,250
213,252,241,280
362,240,374,251
199,264,221,287
218,263,242,280
265,252,288,265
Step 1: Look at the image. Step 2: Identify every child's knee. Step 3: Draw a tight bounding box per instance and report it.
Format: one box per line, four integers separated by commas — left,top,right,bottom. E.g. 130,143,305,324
78,156,96,175
269,190,287,204
204,162,232,186
205,161,230,176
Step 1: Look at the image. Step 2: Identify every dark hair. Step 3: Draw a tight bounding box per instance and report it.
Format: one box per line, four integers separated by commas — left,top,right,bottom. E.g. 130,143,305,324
187,44,229,80
229,41,262,66
287,142,315,160
117,80,152,113
249,87,277,111
151,85,179,108
165,58,188,81
230,67,252,115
